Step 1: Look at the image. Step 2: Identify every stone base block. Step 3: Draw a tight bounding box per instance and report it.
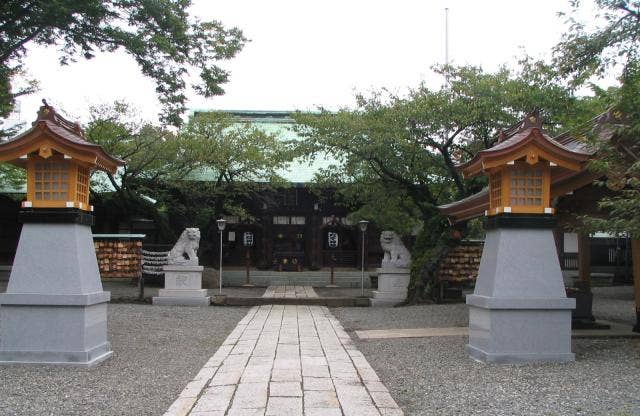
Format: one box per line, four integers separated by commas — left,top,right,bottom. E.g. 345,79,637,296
371,268,409,307
163,265,205,290
372,289,406,300
154,265,209,306
467,297,575,364
158,289,208,297
0,300,112,367
152,296,210,306
466,344,574,364
0,344,113,367
467,226,576,364
370,298,401,307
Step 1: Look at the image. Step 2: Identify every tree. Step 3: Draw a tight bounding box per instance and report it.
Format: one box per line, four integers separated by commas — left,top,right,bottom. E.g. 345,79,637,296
0,0,247,126
554,0,640,236
554,0,640,87
175,111,292,218
294,64,596,230
294,64,602,301
86,101,198,194
85,104,293,248
0,163,24,190
577,64,640,236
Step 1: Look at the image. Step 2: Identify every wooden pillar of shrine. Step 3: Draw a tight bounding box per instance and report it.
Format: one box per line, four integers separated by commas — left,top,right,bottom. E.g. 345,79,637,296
578,233,592,290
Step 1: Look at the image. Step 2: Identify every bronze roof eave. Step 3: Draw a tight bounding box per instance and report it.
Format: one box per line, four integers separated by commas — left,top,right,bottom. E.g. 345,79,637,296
459,128,591,178
0,120,124,174
438,188,489,223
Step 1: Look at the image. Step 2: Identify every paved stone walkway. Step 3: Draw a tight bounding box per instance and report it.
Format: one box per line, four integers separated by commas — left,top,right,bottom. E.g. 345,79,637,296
164,305,403,416
262,285,319,299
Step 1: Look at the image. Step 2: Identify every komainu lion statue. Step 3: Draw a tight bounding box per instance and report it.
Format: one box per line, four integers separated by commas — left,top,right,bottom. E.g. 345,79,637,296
167,228,201,266
380,230,411,269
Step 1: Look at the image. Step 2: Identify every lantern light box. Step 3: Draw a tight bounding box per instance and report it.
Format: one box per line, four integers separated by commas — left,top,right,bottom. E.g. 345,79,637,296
459,112,589,216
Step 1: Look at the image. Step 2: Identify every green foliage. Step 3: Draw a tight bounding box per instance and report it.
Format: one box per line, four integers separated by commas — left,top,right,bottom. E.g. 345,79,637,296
85,103,293,239
555,1,640,237
183,112,292,187
0,163,25,190
294,64,593,232
407,214,457,303
172,111,292,224
579,65,640,236
85,102,194,195
0,0,246,126
554,0,640,86
294,63,599,301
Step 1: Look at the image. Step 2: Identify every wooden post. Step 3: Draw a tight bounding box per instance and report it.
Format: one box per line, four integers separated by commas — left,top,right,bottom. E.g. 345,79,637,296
578,233,591,290
243,248,253,287
632,239,640,333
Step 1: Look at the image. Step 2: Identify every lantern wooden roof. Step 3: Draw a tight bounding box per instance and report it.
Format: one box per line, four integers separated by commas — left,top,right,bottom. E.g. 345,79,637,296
440,109,623,223
0,102,124,174
458,111,591,179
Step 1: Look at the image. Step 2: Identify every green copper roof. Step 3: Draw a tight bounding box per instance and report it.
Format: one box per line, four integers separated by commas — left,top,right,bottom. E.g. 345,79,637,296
190,110,335,183
192,110,296,124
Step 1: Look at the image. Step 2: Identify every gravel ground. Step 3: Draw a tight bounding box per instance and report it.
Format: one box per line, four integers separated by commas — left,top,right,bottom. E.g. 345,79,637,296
332,285,640,416
97,280,267,301
0,278,637,415
592,286,637,324
0,304,249,416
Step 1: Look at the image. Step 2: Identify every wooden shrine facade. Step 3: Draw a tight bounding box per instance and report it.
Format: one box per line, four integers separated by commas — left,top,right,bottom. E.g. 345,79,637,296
214,185,383,271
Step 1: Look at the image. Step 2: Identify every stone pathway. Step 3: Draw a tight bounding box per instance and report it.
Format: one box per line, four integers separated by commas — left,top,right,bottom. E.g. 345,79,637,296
262,285,319,299
164,305,403,416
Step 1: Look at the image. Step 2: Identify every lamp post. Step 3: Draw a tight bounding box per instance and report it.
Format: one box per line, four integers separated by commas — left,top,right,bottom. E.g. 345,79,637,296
326,216,339,287
243,231,254,287
216,219,226,295
358,220,369,297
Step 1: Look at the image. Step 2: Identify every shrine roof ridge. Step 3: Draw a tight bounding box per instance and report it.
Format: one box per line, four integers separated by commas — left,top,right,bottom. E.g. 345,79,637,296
0,101,124,173
457,110,592,178
439,107,626,223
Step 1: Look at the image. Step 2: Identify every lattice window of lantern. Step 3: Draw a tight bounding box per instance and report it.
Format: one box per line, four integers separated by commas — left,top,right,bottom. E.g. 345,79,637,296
509,164,543,207
76,166,89,205
490,170,502,210
34,160,69,201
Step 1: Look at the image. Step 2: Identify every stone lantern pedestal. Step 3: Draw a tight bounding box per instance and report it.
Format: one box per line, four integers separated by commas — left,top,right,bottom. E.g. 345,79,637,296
371,267,410,307
466,216,575,364
0,210,112,367
152,265,209,306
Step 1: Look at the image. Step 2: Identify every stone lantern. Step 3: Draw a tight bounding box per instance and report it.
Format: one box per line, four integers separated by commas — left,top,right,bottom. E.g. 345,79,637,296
0,102,124,366
458,111,590,363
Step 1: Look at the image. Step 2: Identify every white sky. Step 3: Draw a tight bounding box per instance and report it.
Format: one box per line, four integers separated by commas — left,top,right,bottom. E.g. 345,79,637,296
11,0,601,126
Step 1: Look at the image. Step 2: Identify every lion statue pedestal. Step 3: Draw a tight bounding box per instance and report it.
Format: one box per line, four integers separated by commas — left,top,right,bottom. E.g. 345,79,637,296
153,228,210,306
371,231,411,307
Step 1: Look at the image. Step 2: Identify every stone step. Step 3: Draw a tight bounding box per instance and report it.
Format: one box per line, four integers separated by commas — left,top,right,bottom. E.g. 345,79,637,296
223,296,370,307
221,270,374,288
